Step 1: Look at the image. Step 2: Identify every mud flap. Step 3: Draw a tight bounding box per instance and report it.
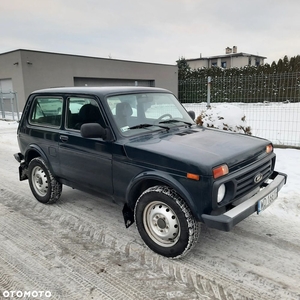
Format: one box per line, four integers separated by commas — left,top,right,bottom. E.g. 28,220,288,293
122,203,134,228
19,162,28,181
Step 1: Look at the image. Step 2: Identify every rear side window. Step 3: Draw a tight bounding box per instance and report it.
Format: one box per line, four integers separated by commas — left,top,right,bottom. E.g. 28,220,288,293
29,97,63,127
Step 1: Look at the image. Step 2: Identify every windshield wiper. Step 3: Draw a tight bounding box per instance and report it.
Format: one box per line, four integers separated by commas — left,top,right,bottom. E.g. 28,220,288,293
159,119,193,127
128,123,170,130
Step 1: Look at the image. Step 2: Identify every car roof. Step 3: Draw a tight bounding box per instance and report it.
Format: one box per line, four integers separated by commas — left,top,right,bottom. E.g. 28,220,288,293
32,86,170,97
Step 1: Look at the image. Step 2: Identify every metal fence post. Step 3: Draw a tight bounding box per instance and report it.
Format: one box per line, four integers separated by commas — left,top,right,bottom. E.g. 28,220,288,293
0,92,5,119
14,92,20,121
10,93,15,121
207,76,211,108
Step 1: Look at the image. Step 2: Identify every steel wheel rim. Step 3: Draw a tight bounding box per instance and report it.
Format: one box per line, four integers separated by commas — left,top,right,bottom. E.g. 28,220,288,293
31,166,48,197
143,201,181,247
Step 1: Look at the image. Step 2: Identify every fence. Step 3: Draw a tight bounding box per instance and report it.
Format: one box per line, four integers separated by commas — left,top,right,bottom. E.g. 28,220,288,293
179,73,300,148
0,92,20,121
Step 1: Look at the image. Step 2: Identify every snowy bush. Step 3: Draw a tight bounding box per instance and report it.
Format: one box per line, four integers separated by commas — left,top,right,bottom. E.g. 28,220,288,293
195,104,252,135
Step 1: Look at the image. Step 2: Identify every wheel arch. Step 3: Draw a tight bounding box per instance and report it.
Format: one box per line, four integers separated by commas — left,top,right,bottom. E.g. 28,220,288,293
25,144,54,173
126,171,200,220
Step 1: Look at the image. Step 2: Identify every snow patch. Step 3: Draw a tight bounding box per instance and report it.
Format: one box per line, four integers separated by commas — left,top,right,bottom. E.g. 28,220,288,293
0,120,18,128
195,104,251,134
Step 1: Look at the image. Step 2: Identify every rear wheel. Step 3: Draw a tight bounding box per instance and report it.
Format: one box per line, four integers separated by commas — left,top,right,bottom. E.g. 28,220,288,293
28,157,62,204
134,185,200,258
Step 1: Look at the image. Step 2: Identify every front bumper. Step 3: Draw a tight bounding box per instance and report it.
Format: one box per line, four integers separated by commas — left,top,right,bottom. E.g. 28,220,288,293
201,171,287,231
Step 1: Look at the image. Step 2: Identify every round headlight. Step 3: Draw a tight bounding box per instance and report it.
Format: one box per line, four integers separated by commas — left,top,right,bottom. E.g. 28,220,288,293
217,184,226,203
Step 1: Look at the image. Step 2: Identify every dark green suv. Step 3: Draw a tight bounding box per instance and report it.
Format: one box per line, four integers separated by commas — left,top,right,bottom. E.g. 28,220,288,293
14,87,287,258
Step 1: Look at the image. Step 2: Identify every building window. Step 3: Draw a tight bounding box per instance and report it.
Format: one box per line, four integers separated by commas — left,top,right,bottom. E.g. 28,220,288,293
255,58,260,66
221,61,227,68
211,62,217,67
248,57,252,66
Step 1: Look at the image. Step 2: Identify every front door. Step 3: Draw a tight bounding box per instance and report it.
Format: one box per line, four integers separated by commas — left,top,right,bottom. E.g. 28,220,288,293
58,96,113,195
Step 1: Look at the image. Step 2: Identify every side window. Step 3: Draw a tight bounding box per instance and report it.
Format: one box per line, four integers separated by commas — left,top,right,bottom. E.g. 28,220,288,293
29,97,63,127
66,97,104,130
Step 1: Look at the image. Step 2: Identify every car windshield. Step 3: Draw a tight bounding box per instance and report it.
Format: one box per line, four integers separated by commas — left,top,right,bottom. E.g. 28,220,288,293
107,92,194,136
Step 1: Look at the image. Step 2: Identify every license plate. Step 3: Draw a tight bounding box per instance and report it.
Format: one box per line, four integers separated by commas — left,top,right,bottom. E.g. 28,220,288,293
257,188,278,213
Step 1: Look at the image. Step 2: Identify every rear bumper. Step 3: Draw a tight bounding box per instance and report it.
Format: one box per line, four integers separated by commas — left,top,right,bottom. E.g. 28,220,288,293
201,171,287,231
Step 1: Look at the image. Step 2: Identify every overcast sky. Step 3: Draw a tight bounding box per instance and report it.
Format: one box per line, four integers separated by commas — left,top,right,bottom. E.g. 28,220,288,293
1,0,299,65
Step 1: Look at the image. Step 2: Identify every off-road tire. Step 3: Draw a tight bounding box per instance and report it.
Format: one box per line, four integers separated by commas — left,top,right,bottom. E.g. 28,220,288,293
134,185,200,258
28,157,62,204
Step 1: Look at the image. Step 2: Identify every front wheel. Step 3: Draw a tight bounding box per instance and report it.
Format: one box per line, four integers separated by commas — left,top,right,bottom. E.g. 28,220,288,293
28,157,62,204
134,186,200,258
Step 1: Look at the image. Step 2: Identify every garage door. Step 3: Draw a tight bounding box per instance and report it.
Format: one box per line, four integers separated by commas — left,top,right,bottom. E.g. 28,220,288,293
74,77,155,87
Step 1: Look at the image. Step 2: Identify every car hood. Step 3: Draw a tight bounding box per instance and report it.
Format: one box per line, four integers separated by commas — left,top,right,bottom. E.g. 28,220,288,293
123,127,271,176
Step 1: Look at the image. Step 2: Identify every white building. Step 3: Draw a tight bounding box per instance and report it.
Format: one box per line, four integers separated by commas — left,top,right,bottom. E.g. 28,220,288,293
186,46,266,69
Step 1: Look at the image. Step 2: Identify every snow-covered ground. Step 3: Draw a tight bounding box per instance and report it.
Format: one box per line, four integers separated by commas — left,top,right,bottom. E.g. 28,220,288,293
1,119,300,299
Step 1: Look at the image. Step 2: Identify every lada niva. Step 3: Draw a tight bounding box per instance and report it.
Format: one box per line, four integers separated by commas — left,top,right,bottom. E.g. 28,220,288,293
14,87,287,258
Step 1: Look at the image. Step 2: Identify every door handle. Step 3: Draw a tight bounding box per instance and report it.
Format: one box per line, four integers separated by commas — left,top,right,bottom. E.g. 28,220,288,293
60,135,68,142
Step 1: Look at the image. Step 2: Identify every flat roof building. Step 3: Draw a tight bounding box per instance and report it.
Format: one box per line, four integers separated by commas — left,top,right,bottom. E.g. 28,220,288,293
0,49,178,111
186,46,266,69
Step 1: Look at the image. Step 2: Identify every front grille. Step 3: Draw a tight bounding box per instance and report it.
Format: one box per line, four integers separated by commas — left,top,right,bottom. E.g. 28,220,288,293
235,158,273,199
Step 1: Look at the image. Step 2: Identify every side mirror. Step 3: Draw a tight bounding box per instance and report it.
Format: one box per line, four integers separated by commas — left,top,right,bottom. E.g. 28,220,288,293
80,123,107,139
188,110,195,120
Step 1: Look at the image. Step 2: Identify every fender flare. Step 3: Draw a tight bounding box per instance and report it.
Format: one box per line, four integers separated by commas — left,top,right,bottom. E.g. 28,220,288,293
24,144,55,174
125,170,201,220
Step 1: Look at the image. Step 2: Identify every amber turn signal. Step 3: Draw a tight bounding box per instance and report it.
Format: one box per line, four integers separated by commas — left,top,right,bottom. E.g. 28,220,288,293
266,144,273,153
213,164,229,179
186,173,200,181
